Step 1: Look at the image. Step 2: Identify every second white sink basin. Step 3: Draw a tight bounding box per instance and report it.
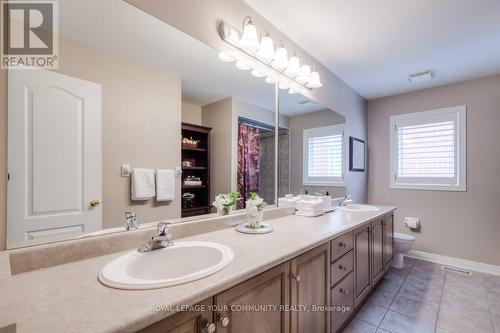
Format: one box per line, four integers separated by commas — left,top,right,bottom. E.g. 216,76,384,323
99,241,233,290
338,204,380,212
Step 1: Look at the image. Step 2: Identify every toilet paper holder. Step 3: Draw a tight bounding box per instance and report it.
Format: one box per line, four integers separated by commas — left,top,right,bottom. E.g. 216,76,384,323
404,217,420,231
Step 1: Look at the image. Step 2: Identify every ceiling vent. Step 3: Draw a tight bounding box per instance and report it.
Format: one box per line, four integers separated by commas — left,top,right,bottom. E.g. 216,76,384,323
408,70,434,83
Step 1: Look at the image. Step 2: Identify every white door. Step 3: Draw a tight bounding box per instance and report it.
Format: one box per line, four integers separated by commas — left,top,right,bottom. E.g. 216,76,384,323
7,69,102,246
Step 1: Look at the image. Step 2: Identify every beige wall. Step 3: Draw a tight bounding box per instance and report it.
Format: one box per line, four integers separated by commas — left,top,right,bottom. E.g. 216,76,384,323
182,102,202,125
288,110,346,198
59,37,182,229
127,0,368,203
0,36,182,248
201,98,233,203
367,74,500,266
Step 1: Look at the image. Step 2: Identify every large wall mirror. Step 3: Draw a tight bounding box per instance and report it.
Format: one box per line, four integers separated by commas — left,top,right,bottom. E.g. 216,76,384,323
277,91,347,201
4,0,280,248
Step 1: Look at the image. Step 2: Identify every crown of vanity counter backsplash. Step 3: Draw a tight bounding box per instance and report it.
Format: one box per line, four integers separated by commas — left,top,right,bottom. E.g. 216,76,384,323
8,206,296,275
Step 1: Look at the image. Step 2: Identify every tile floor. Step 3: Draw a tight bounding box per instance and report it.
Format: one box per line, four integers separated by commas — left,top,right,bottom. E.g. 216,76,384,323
342,257,500,333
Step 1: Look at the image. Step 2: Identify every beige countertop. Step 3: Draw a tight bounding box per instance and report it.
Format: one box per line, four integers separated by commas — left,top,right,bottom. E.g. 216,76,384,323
0,206,395,333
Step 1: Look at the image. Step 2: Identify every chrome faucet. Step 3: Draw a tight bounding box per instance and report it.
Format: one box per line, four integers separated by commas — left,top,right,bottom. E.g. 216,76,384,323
138,221,174,252
338,195,353,207
125,212,139,230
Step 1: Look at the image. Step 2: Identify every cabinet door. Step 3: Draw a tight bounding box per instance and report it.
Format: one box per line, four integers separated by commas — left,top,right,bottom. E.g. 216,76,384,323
383,214,394,269
214,263,289,333
354,225,371,307
371,220,384,284
290,243,330,333
139,298,213,333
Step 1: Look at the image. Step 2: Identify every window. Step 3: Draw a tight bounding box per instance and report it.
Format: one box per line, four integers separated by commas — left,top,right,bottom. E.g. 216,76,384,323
303,124,345,186
390,106,466,191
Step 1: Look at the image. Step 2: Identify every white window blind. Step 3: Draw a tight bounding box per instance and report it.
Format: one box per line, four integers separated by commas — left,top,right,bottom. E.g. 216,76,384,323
303,125,345,186
390,106,466,191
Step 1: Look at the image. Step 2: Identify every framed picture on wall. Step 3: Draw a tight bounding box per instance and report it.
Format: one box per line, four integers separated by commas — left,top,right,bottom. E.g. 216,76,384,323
349,137,365,172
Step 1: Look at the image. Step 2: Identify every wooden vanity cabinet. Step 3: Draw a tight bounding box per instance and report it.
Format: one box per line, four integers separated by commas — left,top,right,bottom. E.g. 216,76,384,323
139,298,214,333
371,219,385,285
383,214,394,269
289,244,330,333
139,213,394,333
353,224,371,307
214,263,290,333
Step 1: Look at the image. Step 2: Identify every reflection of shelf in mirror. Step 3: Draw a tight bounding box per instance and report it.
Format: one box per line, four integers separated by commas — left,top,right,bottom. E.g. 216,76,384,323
182,166,207,170
182,185,207,189
182,206,209,212
182,146,207,152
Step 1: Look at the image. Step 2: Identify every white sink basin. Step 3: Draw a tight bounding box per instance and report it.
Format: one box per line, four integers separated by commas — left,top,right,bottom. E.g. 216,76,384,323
98,241,233,290
338,204,380,212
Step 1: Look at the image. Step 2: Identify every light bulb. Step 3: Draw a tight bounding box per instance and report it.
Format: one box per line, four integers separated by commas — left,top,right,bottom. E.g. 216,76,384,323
218,52,235,62
307,71,322,88
265,76,277,84
235,61,252,71
278,82,289,90
296,64,312,84
256,35,275,62
272,47,288,70
240,18,259,51
251,69,266,77
285,55,301,77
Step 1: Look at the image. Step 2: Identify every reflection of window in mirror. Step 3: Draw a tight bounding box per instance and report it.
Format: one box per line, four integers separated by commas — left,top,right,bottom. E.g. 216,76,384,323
303,124,345,187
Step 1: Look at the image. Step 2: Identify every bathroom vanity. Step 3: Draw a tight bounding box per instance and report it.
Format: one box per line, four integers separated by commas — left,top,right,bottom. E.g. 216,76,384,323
138,209,395,333
0,207,394,333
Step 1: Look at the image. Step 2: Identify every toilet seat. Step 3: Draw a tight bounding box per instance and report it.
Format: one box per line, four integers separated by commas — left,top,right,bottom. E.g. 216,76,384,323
394,232,415,243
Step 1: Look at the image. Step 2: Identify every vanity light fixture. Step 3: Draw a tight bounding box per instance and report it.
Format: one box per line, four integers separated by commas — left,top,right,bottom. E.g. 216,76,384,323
240,16,259,51
251,69,266,77
296,64,312,84
285,54,301,77
265,75,278,84
235,60,252,71
271,41,288,70
307,70,323,88
218,52,235,62
218,18,322,91
256,30,275,62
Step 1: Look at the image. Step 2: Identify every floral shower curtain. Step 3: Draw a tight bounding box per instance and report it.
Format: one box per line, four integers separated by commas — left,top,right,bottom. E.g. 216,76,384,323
237,123,260,209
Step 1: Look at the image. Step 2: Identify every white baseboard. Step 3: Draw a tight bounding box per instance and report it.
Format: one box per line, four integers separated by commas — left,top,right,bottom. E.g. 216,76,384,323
406,250,500,276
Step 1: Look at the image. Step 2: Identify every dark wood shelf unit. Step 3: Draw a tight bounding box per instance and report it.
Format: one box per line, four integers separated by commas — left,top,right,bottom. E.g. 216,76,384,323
181,123,212,218
182,166,207,170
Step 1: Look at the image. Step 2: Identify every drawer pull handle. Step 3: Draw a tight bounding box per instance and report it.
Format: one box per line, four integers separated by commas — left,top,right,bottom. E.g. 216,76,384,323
339,288,349,295
338,264,347,271
338,241,347,248
202,321,216,333
290,273,302,282
217,314,230,328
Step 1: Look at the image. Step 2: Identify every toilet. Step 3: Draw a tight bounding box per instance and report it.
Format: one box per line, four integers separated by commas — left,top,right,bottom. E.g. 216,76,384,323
392,232,416,269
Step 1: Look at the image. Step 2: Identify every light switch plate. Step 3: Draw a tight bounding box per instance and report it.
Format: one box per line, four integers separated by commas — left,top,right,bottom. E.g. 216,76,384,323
175,167,182,178
121,164,131,177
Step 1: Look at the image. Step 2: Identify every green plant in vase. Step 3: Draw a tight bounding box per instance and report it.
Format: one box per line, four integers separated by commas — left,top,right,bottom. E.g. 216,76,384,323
213,192,239,215
246,193,267,228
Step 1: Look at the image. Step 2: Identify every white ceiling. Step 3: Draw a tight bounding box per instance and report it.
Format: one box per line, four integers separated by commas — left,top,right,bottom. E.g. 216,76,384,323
57,0,326,116
245,0,500,99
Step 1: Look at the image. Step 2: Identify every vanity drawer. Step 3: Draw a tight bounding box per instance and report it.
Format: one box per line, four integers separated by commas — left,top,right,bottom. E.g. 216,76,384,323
331,272,354,333
331,250,353,287
331,232,353,262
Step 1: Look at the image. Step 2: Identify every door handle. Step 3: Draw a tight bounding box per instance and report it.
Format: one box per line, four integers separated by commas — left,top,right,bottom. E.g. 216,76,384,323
89,200,100,207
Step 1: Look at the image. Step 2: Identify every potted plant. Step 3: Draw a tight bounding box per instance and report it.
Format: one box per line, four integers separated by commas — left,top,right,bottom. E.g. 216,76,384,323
212,192,239,215
246,193,267,229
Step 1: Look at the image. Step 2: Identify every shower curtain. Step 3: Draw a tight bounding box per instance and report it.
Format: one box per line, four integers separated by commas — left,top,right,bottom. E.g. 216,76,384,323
237,123,260,208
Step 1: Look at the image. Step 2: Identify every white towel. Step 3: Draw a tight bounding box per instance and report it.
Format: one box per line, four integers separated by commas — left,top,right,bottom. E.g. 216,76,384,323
156,169,175,201
295,199,324,217
131,168,155,201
